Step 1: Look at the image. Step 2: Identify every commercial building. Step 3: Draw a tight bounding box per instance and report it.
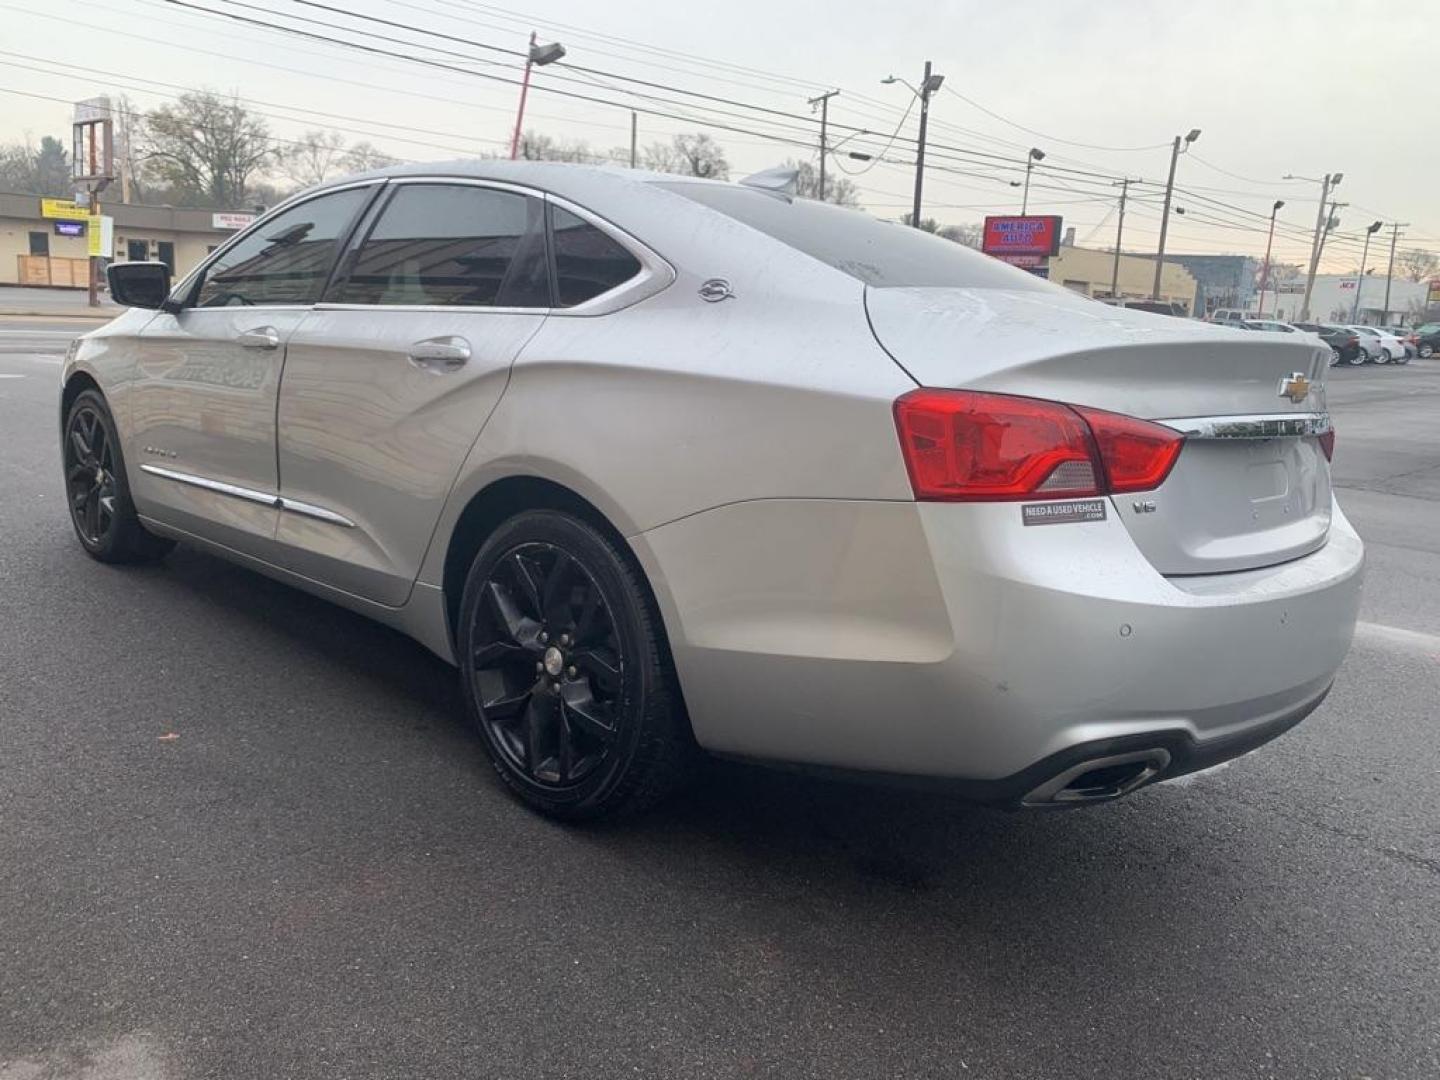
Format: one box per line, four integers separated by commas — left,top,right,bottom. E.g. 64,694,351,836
1047,244,1199,315
1266,273,1431,327
1,191,255,288
1165,254,1259,315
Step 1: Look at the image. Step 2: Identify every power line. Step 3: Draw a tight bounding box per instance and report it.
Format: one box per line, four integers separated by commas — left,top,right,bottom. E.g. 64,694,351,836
938,83,1171,152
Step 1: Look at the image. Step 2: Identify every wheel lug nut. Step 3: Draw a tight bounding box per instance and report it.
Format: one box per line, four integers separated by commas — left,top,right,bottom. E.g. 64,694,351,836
539,631,548,643
536,661,544,672
566,666,576,678
559,633,570,646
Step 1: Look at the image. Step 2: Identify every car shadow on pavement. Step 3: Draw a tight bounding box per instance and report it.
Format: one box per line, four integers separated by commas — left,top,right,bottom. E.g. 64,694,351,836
132,539,1299,923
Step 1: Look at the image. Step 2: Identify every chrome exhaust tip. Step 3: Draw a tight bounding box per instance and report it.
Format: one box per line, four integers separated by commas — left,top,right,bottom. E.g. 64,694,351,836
1022,748,1171,807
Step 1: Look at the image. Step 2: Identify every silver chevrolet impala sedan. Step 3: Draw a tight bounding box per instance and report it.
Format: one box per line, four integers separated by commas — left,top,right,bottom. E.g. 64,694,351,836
63,161,1363,819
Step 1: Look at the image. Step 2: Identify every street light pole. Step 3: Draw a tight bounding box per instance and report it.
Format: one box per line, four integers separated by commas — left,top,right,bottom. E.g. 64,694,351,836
1382,223,1407,326
1021,147,1045,216
1257,199,1284,317
509,32,566,160
1292,171,1342,321
881,66,944,228
1351,220,1383,322
1152,128,1200,300
808,89,839,202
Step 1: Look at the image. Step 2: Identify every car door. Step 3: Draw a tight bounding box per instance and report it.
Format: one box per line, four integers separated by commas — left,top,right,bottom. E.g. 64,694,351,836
270,180,552,606
128,184,378,557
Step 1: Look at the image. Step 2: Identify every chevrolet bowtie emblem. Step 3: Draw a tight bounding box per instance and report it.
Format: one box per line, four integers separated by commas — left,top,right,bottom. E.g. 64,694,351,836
1278,372,1311,403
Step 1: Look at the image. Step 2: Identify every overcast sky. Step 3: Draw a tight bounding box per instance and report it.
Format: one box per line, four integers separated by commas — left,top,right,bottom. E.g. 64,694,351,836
5,0,1437,271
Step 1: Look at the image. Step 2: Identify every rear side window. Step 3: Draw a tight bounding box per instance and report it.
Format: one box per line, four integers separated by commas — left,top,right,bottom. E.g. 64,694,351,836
334,184,548,307
657,181,1044,291
550,206,642,306
195,187,370,307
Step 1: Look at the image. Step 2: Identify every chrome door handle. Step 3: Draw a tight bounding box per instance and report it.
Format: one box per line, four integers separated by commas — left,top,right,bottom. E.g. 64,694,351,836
407,336,471,373
237,326,280,350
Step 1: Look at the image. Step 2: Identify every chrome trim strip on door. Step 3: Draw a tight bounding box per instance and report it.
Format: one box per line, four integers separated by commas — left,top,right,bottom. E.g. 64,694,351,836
139,464,356,527
1158,412,1332,439
278,497,356,528
139,463,278,506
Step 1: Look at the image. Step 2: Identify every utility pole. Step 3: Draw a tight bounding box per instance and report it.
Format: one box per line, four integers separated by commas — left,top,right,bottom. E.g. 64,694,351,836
1312,197,1345,303
911,62,937,228
881,65,943,228
1257,199,1284,317
629,111,637,169
808,89,839,201
1152,128,1200,300
1293,171,1342,321
1351,220,1383,322
1382,223,1407,326
1110,178,1132,301
509,32,566,160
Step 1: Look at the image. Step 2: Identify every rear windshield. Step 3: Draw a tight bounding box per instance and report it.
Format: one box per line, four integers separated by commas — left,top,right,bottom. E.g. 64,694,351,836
657,181,1045,290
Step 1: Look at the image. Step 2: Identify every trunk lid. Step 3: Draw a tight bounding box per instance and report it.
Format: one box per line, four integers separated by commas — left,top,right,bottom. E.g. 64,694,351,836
867,286,1335,575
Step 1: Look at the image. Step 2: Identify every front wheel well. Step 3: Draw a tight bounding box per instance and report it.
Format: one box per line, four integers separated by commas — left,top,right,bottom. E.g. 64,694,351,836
60,371,102,433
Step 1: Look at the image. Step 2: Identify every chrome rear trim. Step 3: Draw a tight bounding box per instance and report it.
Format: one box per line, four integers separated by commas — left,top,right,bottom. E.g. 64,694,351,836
1159,412,1331,439
139,465,355,527
139,464,278,507
278,497,356,528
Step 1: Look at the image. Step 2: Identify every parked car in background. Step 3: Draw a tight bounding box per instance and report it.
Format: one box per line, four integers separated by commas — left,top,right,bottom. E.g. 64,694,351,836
1414,323,1440,359
1348,325,1409,364
1238,319,1329,352
64,160,1361,819
1209,308,1258,326
1293,322,1364,366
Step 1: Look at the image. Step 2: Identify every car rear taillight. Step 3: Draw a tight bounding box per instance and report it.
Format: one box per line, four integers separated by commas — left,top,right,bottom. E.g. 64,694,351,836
893,389,1184,502
1319,428,1335,461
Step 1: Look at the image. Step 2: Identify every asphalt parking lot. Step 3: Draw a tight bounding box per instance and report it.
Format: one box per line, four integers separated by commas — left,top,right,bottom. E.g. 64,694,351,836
2,321,1438,1080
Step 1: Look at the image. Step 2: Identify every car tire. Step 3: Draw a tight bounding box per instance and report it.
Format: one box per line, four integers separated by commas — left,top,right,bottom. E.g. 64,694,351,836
1372,350,1389,364
1346,352,1366,366
62,389,176,564
457,509,693,820
1328,349,1340,366
1421,344,1434,358
1394,353,1410,365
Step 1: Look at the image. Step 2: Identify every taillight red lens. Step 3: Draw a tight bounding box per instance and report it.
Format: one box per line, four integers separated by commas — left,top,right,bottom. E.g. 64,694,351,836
893,389,1184,502
1073,407,1185,494
1319,428,1335,461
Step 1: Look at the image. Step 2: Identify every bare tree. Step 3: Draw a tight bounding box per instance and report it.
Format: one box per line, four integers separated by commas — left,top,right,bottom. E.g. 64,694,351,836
782,158,859,206
1397,248,1439,283
277,129,347,187
899,212,941,233
938,223,983,248
515,130,595,163
144,91,274,207
341,142,399,173
643,133,729,179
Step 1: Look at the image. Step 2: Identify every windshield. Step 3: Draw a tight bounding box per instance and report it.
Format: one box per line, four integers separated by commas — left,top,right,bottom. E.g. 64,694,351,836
658,181,1047,290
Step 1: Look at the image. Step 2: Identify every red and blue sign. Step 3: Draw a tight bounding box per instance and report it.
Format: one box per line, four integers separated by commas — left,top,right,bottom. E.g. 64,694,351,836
982,215,1063,257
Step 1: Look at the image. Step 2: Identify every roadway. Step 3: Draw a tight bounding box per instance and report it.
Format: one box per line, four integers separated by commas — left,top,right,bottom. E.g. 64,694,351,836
1,317,1437,1079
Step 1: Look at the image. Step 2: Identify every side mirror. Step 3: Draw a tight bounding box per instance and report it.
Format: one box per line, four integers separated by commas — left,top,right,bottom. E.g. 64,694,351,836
107,261,172,310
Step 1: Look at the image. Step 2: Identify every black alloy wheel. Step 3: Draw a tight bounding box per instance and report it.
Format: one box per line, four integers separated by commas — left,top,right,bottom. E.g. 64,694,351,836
471,541,624,788
61,389,174,563
458,510,691,819
65,401,118,547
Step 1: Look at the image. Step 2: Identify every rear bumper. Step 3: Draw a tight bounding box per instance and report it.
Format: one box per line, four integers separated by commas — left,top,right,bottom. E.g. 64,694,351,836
637,495,1363,792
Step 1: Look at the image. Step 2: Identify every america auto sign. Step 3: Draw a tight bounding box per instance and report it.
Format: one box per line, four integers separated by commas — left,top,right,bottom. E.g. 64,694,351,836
982,215,1064,258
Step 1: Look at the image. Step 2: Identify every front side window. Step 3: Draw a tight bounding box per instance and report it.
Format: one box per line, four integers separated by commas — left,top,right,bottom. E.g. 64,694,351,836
333,184,546,307
551,206,642,306
194,187,371,308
